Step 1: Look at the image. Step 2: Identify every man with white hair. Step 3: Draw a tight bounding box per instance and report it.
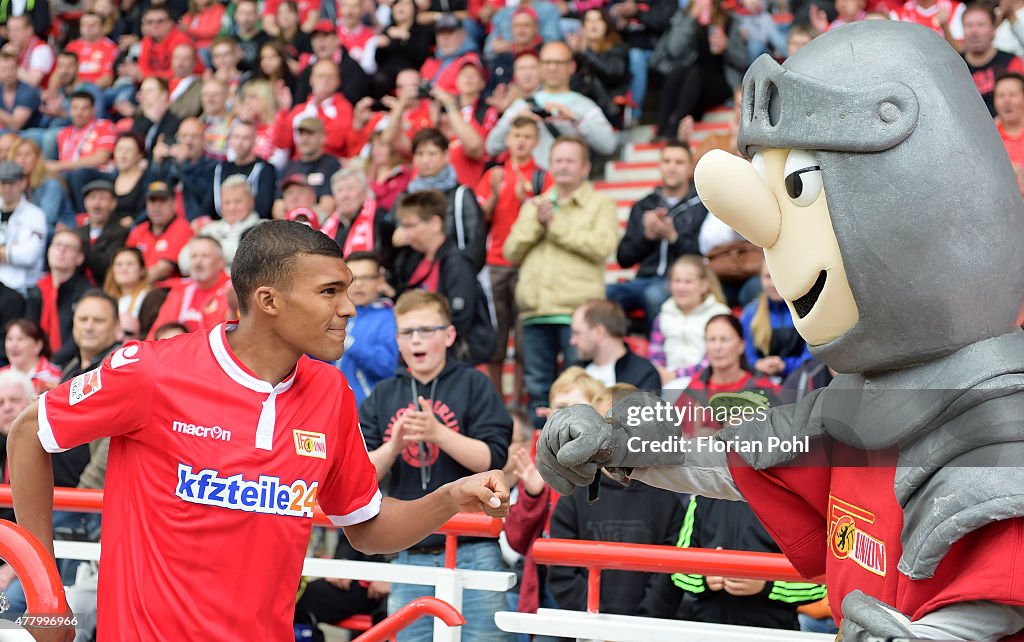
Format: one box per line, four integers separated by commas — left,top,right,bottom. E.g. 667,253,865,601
150,236,232,339
0,369,33,440
320,168,394,268
184,175,263,270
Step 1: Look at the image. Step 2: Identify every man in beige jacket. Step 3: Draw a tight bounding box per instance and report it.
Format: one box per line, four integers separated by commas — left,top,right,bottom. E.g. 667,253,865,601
503,135,619,427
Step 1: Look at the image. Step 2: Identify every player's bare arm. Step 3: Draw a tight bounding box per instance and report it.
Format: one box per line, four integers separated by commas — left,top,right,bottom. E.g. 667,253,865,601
344,470,509,555
7,402,57,560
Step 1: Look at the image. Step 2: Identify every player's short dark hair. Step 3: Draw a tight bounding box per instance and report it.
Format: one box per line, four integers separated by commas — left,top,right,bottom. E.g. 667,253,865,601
397,189,447,223
579,299,627,339
411,128,448,154
662,139,693,161
232,220,343,314
76,288,119,320
344,250,380,269
70,90,95,106
996,72,1024,95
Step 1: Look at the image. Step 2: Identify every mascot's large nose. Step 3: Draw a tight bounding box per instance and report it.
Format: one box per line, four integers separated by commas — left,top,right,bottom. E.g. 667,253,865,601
694,149,782,249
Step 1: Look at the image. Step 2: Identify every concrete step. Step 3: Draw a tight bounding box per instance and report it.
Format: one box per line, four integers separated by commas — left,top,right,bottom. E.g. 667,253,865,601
623,142,663,163
605,160,660,183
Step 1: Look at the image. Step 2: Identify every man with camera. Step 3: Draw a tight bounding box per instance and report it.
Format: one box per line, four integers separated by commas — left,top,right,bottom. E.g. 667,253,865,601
486,41,617,169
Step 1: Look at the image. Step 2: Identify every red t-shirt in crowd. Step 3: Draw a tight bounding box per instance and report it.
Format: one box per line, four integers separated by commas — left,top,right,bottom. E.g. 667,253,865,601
338,24,375,65
729,442,1024,632
1000,121,1024,168
65,38,119,84
476,157,551,267
126,215,194,279
147,271,233,339
57,119,117,164
139,29,201,80
448,100,499,187
37,325,382,640
890,0,965,39
263,0,322,25
181,3,227,50
273,94,369,159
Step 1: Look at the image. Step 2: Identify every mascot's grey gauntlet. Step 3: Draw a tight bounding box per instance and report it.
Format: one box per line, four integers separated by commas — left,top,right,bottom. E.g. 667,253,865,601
837,591,918,641
536,392,683,496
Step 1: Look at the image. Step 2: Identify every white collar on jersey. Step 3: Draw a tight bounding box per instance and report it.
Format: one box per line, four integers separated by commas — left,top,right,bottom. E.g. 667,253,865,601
208,323,297,450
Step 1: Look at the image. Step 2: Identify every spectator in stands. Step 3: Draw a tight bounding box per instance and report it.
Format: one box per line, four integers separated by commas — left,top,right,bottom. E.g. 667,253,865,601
607,0,673,124
392,190,495,365
963,3,1024,115
149,236,232,338
740,0,791,61
503,136,619,426
997,73,1024,177
0,50,41,132
786,23,817,57
5,15,53,89
215,119,277,219
809,0,866,32
25,230,91,363
567,9,631,129
264,0,319,39
133,6,194,82
489,0,563,51
232,0,272,72
126,181,194,284
50,92,117,207
649,255,730,386
66,12,126,119
367,131,412,211
779,358,835,404
0,161,45,296
253,41,296,104
321,167,396,270
0,288,24,363
613,143,712,326
433,54,498,186
398,128,488,272
995,0,1024,56
207,38,247,100
486,42,617,169
654,0,748,139
181,0,226,54
484,7,544,89
654,494,826,628
337,251,398,407
675,314,779,437
279,174,323,223
338,0,378,75
361,289,512,642
378,68,436,158
1,319,60,393
570,299,661,390
167,43,203,120
741,261,812,379
487,52,542,114
130,77,183,159
275,117,341,217
476,116,550,396
188,176,263,270
103,247,152,340
890,0,965,50
420,14,479,95
29,51,77,145
373,0,433,94
293,20,370,108
200,78,234,161
74,179,127,286
548,384,684,617
152,117,216,224
10,138,74,232
0,0,48,41
237,80,288,168
0,370,33,448
275,59,370,160
110,133,154,225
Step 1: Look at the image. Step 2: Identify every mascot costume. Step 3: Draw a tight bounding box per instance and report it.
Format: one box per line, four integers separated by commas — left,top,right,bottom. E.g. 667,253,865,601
537,20,1024,640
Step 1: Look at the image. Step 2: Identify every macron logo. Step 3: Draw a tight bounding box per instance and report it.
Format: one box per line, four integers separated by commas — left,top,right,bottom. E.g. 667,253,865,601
172,421,232,442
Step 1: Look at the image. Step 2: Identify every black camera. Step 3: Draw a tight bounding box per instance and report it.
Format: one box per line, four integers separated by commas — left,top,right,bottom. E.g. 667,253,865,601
417,80,434,99
530,104,552,119
370,99,390,112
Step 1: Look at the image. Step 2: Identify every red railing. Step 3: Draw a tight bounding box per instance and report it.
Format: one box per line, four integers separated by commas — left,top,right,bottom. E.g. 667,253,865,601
532,538,825,614
352,597,464,642
0,520,68,618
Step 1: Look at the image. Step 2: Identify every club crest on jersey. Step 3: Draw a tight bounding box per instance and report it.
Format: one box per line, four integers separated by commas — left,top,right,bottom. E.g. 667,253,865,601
828,495,887,577
293,430,327,459
68,368,102,406
175,464,318,518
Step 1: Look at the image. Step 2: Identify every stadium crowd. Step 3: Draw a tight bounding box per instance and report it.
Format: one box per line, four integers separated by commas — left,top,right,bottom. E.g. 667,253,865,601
0,0,1019,636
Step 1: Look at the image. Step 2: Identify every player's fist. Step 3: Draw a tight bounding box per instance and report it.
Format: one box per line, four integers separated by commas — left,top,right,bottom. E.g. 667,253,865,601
444,470,509,518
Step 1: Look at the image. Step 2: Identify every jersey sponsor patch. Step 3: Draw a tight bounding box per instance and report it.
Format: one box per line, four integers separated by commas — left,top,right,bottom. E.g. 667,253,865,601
172,421,232,442
828,495,887,577
293,430,327,459
68,368,102,406
111,344,140,369
175,464,318,518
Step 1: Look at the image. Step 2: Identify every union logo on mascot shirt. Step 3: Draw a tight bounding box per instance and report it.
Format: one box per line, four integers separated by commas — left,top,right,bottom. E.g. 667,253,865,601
828,495,887,577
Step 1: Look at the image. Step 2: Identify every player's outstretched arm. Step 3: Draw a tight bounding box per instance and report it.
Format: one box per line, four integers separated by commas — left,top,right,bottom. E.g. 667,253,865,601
7,402,57,559
344,470,510,555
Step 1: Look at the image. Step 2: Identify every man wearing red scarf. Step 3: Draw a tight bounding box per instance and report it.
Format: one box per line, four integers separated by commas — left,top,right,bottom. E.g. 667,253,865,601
147,237,232,339
29,230,91,361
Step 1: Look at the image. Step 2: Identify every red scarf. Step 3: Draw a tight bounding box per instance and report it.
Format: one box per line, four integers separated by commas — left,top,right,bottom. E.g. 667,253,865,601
341,196,378,258
37,275,62,354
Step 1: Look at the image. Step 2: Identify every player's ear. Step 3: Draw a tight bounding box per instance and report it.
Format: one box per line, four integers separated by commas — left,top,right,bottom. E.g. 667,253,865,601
252,286,281,316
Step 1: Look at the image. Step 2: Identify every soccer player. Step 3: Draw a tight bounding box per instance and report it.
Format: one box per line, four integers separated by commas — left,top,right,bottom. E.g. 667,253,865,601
8,221,510,642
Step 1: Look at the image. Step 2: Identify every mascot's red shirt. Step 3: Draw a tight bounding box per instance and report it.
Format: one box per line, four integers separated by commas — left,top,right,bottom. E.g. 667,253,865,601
729,442,1024,636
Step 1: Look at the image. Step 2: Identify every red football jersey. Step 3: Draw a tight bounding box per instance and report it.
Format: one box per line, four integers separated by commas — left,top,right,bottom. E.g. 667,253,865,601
64,38,119,84
37,324,382,640
890,0,965,39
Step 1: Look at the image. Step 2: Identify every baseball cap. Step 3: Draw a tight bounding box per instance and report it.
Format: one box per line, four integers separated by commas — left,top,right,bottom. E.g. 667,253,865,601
82,179,115,197
285,207,320,229
435,13,462,32
297,117,324,134
312,19,336,34
513,6,539,21
146,180,174,200
281,174,313,190
457,53,488,82
0,161,24,183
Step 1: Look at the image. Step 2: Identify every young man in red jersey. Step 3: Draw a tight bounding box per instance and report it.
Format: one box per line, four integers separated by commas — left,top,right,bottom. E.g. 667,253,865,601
8,220,509,642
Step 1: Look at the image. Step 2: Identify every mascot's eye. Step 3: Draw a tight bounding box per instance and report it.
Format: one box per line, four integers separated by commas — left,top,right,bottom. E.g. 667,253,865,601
783,150,822,207
751,152,767,181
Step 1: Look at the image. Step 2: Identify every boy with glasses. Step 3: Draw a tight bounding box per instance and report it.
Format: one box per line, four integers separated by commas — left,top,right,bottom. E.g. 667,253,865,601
361,289,513,642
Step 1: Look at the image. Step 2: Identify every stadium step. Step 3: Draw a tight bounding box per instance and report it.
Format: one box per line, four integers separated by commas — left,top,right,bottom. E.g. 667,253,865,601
605,160,661,183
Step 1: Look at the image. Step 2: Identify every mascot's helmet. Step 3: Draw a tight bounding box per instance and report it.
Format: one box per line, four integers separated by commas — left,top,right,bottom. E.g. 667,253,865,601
738,21,1024,374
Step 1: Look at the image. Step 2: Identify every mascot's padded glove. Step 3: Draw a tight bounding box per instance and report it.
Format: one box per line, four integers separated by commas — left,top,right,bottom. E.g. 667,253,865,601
838,591,919,641
536,392,684,496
